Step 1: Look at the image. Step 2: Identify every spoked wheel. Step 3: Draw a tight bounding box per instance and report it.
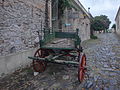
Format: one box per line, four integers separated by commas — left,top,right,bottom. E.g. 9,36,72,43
33,48,49,72
78,53,87,83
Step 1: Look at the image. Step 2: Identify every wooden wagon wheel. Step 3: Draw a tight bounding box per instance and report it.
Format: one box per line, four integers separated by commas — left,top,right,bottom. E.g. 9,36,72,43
78,53,87,83
33,48,48,72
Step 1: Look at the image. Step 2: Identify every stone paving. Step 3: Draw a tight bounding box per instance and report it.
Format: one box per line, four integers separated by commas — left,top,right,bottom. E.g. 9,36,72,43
0,33,120,90
83,33,120,90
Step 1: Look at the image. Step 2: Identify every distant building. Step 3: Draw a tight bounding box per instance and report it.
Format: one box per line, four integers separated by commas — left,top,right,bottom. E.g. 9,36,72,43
115,7,120,35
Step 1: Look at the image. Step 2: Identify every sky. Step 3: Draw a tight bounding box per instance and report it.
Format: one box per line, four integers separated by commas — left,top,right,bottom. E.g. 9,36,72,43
79,0,120,28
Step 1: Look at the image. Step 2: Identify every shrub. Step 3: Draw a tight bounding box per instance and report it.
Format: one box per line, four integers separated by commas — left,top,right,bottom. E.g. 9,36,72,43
90,35,98,39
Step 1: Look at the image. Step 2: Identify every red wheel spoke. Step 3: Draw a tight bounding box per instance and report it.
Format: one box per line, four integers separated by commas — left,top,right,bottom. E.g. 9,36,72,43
33,48,48,72
37,51,41,57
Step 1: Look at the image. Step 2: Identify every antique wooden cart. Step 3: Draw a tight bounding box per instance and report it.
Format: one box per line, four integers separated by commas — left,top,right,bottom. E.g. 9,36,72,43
28,28,87,83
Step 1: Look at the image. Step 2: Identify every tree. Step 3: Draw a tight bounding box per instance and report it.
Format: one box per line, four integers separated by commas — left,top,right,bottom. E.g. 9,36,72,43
91,15,111,31
111,24,116,30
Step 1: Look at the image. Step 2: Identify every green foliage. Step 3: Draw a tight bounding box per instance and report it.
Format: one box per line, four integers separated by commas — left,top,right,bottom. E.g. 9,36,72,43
58,0,72,16
111,24,116,29
1,73,5,77
90,35,98,39
91,15,111,31
106,30,112,33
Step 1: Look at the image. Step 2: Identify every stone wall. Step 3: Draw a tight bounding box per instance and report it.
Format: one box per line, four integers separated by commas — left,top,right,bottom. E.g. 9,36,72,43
0,0,52,56
62,8,90,41
79,18,90,41
0,48,37,77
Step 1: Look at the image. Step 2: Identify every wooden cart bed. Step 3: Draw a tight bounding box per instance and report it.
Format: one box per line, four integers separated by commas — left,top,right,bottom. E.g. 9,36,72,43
42,38,75,49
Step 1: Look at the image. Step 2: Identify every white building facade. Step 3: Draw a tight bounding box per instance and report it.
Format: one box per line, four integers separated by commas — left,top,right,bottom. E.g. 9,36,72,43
115,7,120,35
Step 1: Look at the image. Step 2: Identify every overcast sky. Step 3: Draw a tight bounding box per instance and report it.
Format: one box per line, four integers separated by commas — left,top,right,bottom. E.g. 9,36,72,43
79,0,120,27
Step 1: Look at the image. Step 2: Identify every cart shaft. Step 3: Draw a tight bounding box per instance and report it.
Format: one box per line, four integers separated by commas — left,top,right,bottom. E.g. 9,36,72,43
28,56,79,66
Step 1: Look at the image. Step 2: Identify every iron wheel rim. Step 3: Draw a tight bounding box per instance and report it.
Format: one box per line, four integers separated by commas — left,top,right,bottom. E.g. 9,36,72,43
78,53,86,83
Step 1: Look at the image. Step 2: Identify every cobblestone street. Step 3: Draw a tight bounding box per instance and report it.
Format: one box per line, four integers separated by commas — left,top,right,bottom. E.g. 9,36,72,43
83,33,120,89
0,33,120,90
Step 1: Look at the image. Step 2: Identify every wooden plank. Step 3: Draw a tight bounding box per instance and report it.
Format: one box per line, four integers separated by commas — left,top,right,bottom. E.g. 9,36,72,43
28,56,79,65
43,38,75,49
